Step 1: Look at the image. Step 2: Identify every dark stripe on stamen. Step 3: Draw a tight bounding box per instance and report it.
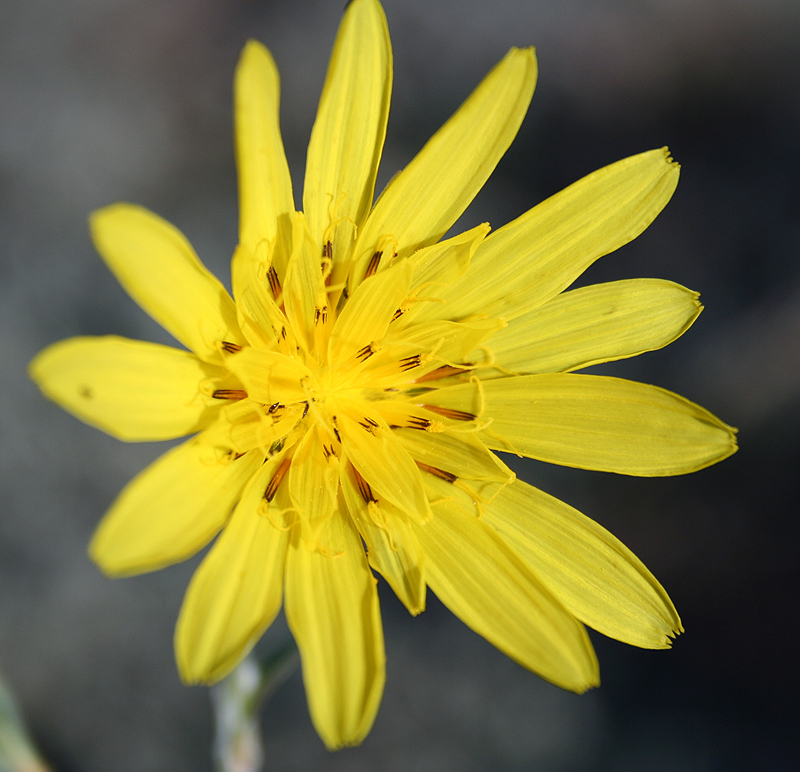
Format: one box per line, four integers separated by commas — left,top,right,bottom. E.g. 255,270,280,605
268,402,283,413
267,265,282,297
414,364,472,383
212,389,248,400
220,341,243,354
352,467,377,503
356,343,375,362
302,402,309,418
415,460,457,483
407,416,432,429
264,457,291,502
314,306,329,325
399,354,422,371
322,241,332,260
391,308,403,322
365,251,382,278
422,404,476,421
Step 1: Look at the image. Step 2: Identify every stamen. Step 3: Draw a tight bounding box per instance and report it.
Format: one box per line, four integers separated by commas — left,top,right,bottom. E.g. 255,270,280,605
267,265,282,298
322,240,332,260
399,354,423,372
407,416,432,430
302,401,310,418
391,308,403,322
264,456,292,502
422,404,477,421
212,389,248,400
356,343,376,362
365,250,382,278
352,467,377,503
268,402,283,414
314,306,329,325
220,341,243,354
415,460,457,483
414,364,473,383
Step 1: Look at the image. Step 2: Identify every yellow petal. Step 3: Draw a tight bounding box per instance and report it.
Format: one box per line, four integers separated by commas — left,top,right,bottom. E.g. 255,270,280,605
340,462,426,615
303,0,392,286
288,424,340,547
483,279,702,374
328,259,413,364
424,148,680,323
424,373,738,476
282,213,328,354
412,495,599,692
225,346,312,406
89,439,260,576
482,480,682,648
90,204,244,363
284,515,385,749
350,47,537,288
234,40,294,266
175,457,291,683
29,336,221,441
335,409,431,521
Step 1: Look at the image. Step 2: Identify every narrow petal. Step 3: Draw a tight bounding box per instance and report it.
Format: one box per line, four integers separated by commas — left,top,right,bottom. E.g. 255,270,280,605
335,409,431,521
341,462,426,615
89,439,260,576
29,336,223,441
482,479,682,648
412,495,599,692
90,204,244,364
421,148,681,323
350,47,537,287
328,259,413,364
423,373,738,476
303,0,392,283
225,347,312,406
285,515,385,749
175,456,291,683
235,40,294,266
483,279,702,374
288,425,341,547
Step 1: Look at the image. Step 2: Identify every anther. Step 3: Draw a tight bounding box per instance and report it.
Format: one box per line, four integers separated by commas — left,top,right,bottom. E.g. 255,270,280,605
391,308,403,322
399,354,422,371
415,460,457,483
353,467,377,503
422,404,476,421
264,457,292,502
414,364,472,383
365,250,382,279
212,389,248,400
356,343,375,362
322,240,332,260
220,341,243,354
267,265,282,298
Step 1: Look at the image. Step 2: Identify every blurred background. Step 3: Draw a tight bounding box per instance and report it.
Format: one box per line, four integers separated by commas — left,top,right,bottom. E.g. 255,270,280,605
2,0,799,770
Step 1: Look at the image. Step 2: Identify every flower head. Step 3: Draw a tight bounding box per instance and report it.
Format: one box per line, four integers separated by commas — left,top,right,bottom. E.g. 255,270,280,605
29,0,736,749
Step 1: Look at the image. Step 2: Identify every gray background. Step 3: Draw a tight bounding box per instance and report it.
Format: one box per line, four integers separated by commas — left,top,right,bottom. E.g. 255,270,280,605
2,0,799,770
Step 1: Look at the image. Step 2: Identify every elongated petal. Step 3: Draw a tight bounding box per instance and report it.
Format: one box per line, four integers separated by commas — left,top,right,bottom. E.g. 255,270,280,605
412,496,599,692
336,410,430,521
288,425,341,547
423,148,680,323
175,457,291,683
235,40,294,264
89,440,260,576
304,0,392,279
29,336,221,441
485,279,702,374
225,347,312,405
341,462,426,615
90,205,244,363
482,480,682,647
328,260,413,364
285,516,385,749
423,373,738,476
350,47,537,286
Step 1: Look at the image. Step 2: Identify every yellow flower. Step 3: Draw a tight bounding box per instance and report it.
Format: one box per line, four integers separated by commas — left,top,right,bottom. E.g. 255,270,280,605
29,0,736,750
